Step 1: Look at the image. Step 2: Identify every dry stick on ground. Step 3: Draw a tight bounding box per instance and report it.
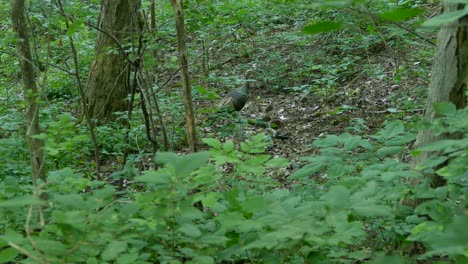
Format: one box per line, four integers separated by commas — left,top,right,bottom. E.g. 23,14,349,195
56,0,102,178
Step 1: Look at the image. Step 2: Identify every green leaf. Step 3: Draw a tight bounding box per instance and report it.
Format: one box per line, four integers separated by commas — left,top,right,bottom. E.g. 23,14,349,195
54,194,85,210
434,102,457,115
176,152,210,176
288,157,327,180
380,8,423,21
415,156,449,170
321,186,350,208
116,253,139,264
423,9,468,27
0,229,24,244
189,256,215,264
178,224,202,238
66,20,84,36
380,120,405,140
352,204,392,217
101,241,128,261
0,196,44,208
265,157,289,168
340,133,363,151
35,239,67,256
202,138,222,150
416,139,463,153
370,254,405,264
313,135,340,147
302,21,342,34
223,140,235,153
155,152,210,177
202,192,222,208
0,247,18,263
376,146,404,157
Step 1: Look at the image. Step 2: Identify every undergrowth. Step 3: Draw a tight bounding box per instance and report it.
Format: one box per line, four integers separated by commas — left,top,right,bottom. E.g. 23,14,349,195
0,104,466,263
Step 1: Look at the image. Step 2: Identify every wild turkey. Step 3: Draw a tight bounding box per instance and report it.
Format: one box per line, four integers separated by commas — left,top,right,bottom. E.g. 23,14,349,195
218,70,253,112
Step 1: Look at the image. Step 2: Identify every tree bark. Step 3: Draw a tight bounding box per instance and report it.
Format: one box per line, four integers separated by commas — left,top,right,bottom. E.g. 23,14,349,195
413,4,467,186
11,0,46,183
170,0,197,152
85,0,140,121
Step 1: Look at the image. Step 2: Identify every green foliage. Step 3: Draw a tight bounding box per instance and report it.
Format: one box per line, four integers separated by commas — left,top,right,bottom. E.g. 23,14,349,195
1,104,467,262
407,103,468,261
35,113,90,169
1,0,465,263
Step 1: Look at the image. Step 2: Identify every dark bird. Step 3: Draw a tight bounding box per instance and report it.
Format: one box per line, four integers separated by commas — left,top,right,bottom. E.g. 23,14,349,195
218,70,254,112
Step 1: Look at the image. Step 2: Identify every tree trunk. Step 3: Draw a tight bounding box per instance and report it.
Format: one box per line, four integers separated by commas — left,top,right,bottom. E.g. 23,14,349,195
170,0,197,152
413,4,467,186
85,0,140,121
11,0,46,184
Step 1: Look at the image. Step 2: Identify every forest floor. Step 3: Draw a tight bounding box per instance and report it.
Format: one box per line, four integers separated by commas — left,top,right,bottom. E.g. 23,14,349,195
198,52,428,178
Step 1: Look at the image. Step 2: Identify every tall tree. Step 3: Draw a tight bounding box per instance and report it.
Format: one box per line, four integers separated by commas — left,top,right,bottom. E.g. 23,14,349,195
85,0,140,121
170,0,197,152
413,4,467,185
11,0,46,183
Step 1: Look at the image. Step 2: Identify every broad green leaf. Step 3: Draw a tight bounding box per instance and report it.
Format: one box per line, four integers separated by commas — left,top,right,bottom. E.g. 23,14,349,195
415,200,452,223
425,216,468,257
202,192,222,208
35,239,67,256
240,142,250,152
246,155,271,166
154,152,179,166
385,134,416,146
0,196,44,208
415,156,449,170
313,135,340,147
380,8,423,22
264,157,289,168
155,152,210,177
376,146,404,157
101,241,128,261
370,254,405,264
320,185,350,208
417,139,463,152
243,232,279,250
423,9,468,27
54,194,85,209
380,120,405,140
136,169,172,184
341,133,362,151
120,202,140,216
288,157,327,180
66,20,84,36
202,138,222,150
352,204,392,217
241,195,268,213
0,229,24,244
116,253,139,264
189,256,215,264
302,21,342,34
434,102,457,115
223,140,235,153
176,151,210,176
178,224,202,237
0,247,18,263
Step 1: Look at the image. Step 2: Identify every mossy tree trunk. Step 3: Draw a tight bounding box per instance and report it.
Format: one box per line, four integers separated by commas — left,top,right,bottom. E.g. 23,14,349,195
11,0,46,184
85,0,140,121
413,4,467,186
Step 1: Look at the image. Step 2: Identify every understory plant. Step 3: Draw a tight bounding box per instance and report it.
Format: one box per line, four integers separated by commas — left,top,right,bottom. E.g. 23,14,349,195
0,106,466,263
